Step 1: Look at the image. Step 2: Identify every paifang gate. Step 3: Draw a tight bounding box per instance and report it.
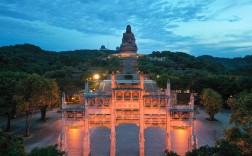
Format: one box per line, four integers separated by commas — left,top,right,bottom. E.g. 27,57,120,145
58,25,197,156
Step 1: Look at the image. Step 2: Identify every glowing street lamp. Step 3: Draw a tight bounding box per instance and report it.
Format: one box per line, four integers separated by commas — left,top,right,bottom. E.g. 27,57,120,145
93,74,100,80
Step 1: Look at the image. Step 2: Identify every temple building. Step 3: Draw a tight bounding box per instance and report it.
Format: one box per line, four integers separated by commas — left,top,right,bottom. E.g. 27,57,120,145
58,25,197,156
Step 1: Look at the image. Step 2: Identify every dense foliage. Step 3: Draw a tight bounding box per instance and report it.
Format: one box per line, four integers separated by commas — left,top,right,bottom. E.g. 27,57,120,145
0,44,120,91
185,140,242,156
227,91,252,132
138,51,252,105
201,88,222,120
226,91,252,155
0,72,28,131
0,129,26,156
0,128,64,156
29,144,64,156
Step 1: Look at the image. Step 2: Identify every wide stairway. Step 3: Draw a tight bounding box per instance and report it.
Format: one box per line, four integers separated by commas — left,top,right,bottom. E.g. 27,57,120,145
120,56,138,74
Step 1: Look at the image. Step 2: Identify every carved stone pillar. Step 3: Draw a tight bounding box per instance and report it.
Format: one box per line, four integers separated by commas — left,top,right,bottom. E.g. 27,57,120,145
190,93,196,150
60,112,65,151
166,80,171,151
83,90,90,156
139,132,145,156
60,93,66,152
166,111,171,151
110,92,116,156
110,130,116,156
83,118,90,156
139,91,145,156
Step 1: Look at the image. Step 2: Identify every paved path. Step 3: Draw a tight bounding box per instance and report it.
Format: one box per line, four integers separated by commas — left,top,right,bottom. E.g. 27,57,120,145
0,108,62,151
0,108,232,155
194,108,232,147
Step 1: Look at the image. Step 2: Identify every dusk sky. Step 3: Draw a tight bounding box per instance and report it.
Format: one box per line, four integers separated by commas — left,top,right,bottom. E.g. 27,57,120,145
1,0,252,58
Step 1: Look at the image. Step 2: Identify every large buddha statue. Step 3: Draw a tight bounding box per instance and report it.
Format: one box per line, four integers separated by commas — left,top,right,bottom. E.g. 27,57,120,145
120,25,138,53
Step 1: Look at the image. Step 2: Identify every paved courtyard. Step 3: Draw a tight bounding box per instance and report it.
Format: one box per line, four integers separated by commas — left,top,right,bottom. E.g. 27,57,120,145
0,108,232,156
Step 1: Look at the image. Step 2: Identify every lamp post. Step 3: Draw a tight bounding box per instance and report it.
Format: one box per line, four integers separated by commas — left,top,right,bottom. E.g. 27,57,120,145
93,74,100,80
89,74,100,92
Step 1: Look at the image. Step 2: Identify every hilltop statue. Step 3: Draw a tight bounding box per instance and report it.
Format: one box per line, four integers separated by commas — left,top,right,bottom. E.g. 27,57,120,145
120,25,138,53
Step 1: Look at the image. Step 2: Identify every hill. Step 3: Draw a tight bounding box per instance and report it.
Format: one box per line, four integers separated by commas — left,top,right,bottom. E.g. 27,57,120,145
0,44,120,91
1,44,252,100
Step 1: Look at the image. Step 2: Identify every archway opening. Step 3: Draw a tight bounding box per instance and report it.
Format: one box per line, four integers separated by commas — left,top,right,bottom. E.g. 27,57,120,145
116,124,139,155
65,123,84,156
171,126,190,156
144,127,166,156
90,126,111,156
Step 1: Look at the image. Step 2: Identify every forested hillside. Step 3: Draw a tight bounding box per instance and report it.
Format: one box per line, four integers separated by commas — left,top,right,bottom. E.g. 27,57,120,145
1,44,252,101
0,44,120,91
138,51,252,102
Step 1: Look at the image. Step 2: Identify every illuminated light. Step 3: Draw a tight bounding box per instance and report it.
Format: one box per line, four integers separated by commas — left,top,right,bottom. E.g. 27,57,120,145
71,124,78,129
157,75,160,78
93,74,100,80
174,125,186,129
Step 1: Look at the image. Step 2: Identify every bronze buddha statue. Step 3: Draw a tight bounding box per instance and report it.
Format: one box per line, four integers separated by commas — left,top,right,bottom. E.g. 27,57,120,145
120,25,138,53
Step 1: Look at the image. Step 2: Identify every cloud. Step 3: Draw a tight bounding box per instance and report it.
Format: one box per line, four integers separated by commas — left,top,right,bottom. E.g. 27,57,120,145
0,0,252,57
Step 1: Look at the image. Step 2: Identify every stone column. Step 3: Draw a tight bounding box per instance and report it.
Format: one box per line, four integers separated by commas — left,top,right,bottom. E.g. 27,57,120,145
111,72,115,88
59,92,66,152
166,105,171,151
166,80,171,151
110,128,116,156
140,72,144,89
190,93,196,149
60,111,66,151
139,91,145,156
110,91,116,156
83,90,90,156
83,118,90,156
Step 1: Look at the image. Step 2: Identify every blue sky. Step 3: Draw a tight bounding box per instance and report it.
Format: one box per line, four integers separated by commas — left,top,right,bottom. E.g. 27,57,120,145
0,0,252,58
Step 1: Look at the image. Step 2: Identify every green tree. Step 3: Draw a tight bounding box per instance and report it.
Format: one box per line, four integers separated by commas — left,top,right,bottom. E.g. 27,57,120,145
0,72,27,132
0,129,26,156
201,88,222,121
29,144,64,156
227,91,252,155
164,149,179,156
227,91,252,132
38,79,60,121
224,127,252,155
186,140,242,156
14,73,48,136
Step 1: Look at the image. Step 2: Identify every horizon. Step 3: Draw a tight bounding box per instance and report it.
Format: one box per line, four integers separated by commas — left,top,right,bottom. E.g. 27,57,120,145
2,43,252,59
1,1,252,58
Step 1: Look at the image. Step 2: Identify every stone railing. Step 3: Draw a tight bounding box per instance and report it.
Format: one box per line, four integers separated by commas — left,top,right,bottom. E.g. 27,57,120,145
64,104,85,109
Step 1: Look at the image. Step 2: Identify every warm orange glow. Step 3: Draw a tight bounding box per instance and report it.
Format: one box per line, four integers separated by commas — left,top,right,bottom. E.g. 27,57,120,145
93,74,100,80
71,124,78,129
171,127,189,156
67,126,82,154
